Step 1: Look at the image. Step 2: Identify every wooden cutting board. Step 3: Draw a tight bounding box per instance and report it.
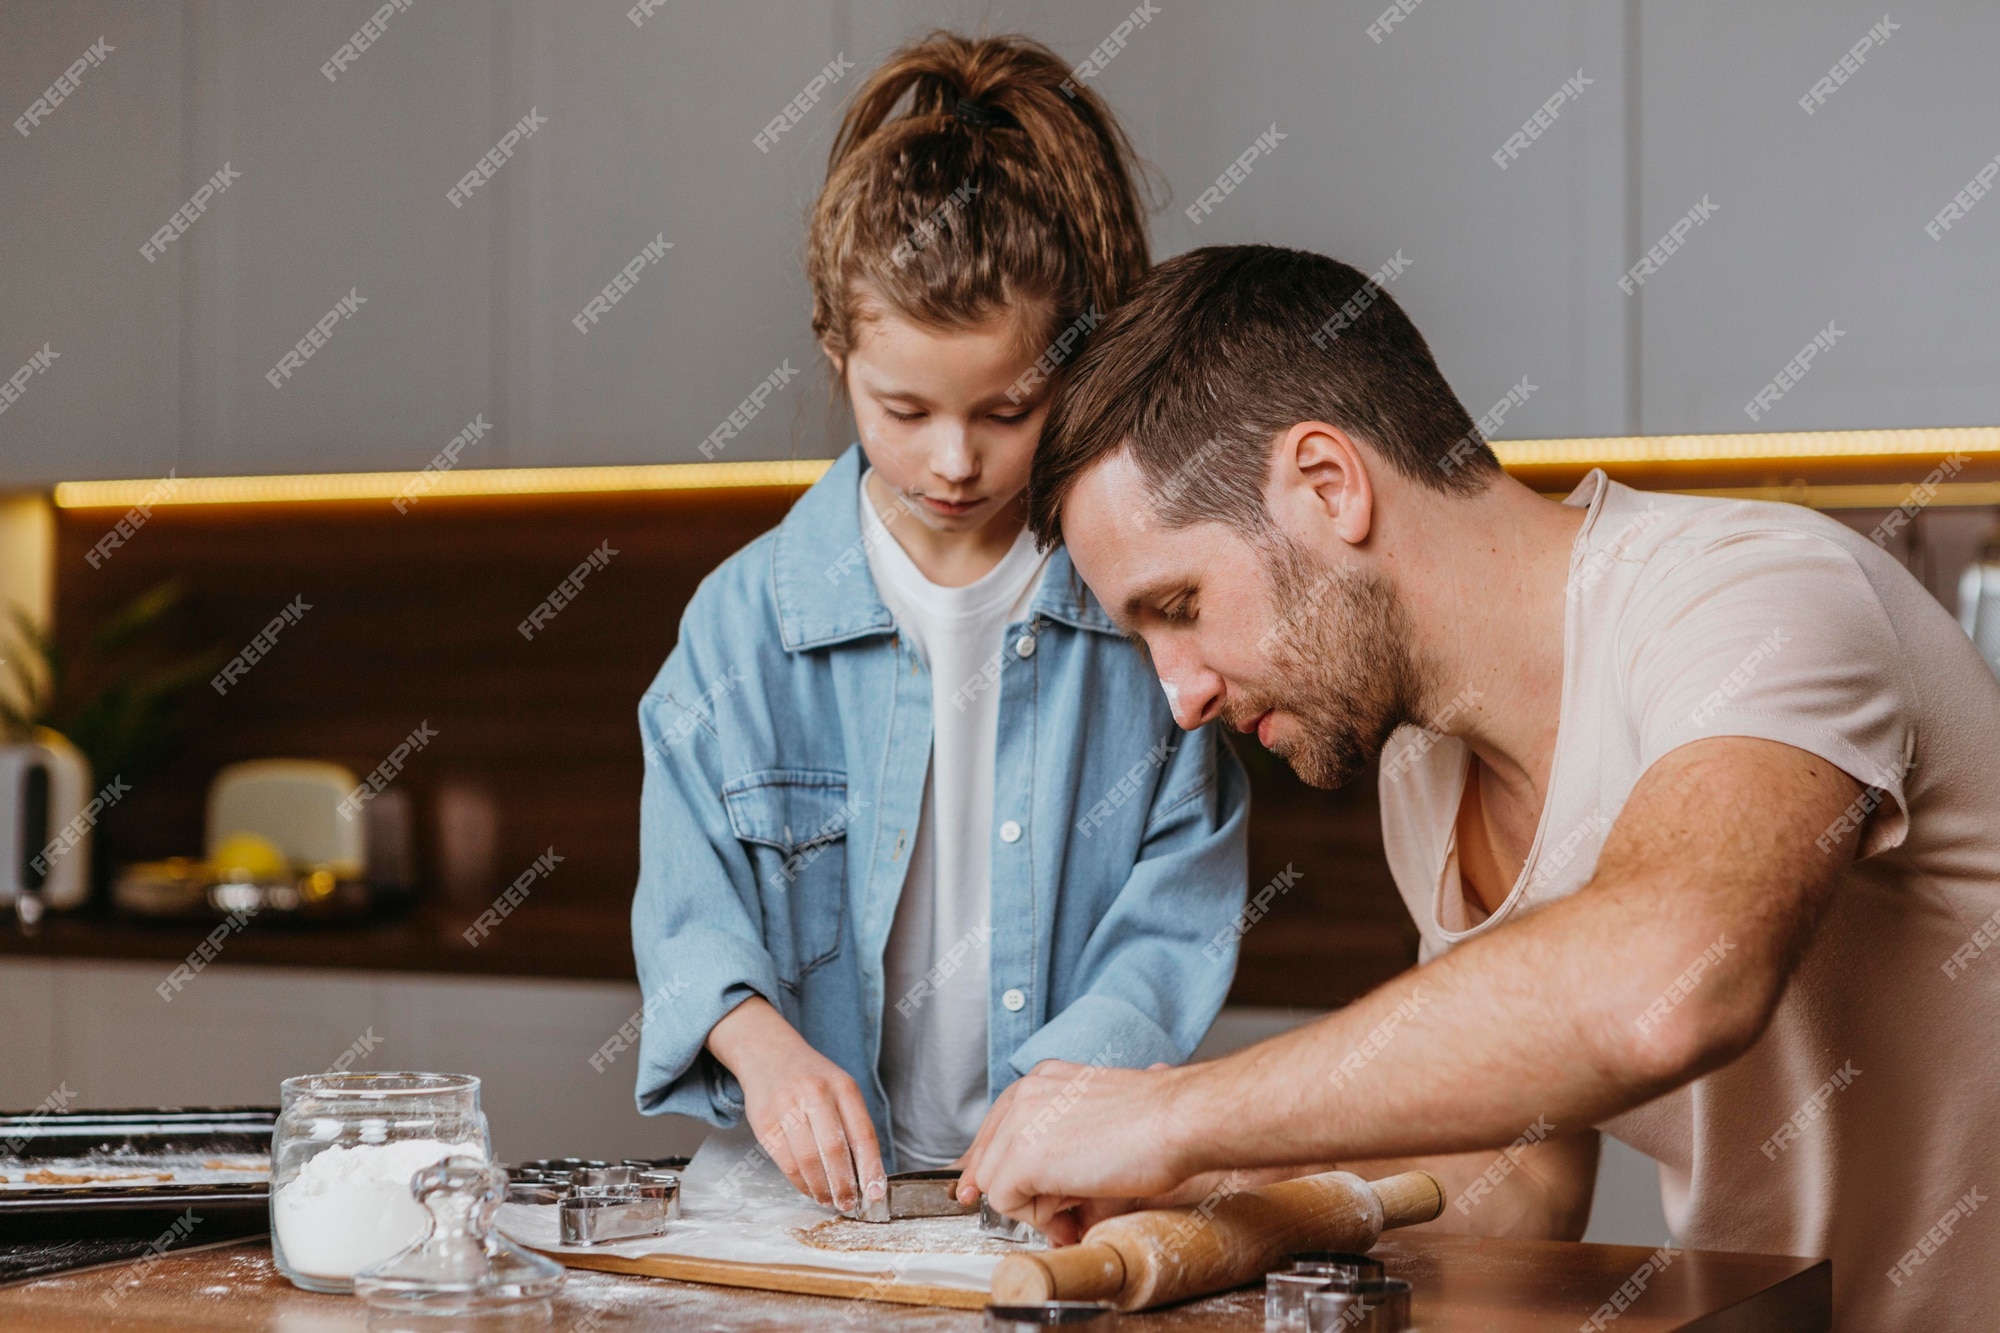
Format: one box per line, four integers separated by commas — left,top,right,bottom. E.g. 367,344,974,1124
538,1247,992,1309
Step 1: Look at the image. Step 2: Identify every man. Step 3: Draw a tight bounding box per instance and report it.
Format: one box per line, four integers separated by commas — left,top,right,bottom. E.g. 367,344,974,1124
959,245,2000,1330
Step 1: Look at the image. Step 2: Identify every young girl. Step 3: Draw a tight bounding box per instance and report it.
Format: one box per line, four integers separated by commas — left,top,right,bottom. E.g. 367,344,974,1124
631,32,1248,1214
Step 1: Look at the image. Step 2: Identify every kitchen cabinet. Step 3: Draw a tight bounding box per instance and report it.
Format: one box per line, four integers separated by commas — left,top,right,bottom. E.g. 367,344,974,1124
7,2,1998,488
169,3,503,478
1103,0,1632,443
0,2,185,487
478,0,843,469
1634,1,2000,433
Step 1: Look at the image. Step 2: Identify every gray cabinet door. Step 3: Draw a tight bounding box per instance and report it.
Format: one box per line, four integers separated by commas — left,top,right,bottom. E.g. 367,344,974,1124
484,0,843,468
1089,0,1633,441
175,2,502,477
0,4,185,487
1635,1,2000,433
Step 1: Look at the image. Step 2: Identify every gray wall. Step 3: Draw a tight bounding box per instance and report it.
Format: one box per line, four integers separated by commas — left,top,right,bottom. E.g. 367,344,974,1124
3,1,1996,485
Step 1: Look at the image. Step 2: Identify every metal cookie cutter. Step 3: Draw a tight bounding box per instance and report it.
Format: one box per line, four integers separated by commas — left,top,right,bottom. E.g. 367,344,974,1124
558,1173,682,1246
508,1161,682,1246
856,1168,980,1224
560,1192,672,1246
978,1195,1046,1245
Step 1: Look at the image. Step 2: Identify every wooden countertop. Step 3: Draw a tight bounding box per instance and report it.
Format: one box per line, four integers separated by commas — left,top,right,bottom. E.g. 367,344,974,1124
0,897,641,984
0,1234,1829,1330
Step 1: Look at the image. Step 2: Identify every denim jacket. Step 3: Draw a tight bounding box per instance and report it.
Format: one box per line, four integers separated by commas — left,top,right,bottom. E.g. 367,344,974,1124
630,446,1249,1167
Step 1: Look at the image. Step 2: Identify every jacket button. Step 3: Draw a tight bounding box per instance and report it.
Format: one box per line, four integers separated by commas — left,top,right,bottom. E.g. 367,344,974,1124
999,820,1022,843
1001,988,1026,1012
1015,635,1037,659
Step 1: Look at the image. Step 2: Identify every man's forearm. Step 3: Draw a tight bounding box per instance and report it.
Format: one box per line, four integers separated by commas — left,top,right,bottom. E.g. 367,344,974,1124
1168,897,1665,1172
1164,739,1856,1176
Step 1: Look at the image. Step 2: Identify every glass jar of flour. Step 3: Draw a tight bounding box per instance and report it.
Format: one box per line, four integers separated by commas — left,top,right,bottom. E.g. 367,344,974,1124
271,1072,492,1293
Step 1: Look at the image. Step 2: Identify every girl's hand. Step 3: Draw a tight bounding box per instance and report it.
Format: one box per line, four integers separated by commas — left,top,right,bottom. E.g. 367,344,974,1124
707,997,887,1213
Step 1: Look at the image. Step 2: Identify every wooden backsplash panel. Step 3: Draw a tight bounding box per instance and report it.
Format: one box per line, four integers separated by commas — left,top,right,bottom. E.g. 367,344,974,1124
53,489,1414,1008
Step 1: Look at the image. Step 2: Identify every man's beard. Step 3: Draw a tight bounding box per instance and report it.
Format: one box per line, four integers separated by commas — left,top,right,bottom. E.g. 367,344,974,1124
1227,536,1428,790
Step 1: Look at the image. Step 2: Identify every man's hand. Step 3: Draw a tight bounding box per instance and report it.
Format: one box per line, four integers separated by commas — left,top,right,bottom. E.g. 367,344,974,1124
960,1064,1307,1244
706,996,886,1213
961,1060,1205,1231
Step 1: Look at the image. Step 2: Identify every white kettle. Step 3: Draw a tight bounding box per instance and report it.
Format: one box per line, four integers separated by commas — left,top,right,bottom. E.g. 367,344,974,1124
0,729,93,911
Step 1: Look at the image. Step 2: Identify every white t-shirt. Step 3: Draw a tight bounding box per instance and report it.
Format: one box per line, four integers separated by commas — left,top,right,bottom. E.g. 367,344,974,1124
1378,471,2000,1332
861,475,1049,1168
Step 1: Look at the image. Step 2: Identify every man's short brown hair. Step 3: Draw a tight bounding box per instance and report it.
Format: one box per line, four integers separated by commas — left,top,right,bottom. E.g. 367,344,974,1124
1027,244,1501,547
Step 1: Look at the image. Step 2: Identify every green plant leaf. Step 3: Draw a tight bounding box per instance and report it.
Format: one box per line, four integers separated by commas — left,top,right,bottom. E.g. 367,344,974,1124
90,580,185,654
17,581,220,790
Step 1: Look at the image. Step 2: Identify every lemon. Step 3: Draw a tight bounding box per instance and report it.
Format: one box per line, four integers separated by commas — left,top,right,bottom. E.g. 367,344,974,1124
212,832,289,879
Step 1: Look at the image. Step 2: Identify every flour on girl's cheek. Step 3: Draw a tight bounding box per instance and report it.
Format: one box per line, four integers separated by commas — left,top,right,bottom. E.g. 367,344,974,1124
1159,677,1181,718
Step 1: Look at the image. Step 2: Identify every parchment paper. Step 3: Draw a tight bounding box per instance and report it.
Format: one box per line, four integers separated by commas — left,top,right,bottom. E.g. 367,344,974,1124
495,1124,1001,1292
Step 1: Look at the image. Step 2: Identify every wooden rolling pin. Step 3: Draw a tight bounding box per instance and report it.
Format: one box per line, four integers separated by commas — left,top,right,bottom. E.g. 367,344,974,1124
989,1169,1442,1312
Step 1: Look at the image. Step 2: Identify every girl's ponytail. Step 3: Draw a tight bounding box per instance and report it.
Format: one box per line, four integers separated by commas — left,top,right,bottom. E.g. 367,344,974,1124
809,32,1152,362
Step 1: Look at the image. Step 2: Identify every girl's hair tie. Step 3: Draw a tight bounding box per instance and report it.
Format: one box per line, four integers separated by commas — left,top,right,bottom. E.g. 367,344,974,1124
953,96,1014,130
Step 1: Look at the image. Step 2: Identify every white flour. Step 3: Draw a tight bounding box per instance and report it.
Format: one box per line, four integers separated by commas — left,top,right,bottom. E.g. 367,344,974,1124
272,1138,483,1280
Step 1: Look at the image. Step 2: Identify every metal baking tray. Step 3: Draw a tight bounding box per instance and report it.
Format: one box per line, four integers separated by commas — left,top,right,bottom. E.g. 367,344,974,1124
0,1106,275,1243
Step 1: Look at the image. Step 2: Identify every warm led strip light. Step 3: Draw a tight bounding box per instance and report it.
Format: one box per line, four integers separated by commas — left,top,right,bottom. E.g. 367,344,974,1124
52,458,835,509
1492,425,1999,468
1684,481,2000,509
48,427,1998,509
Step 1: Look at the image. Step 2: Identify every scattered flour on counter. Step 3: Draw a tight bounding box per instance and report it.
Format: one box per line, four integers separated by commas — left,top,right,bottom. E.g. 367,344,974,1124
272,1138,483,1280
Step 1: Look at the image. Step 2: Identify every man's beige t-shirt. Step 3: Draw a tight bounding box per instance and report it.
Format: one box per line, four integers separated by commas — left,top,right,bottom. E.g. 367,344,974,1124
1379,471,2000,1331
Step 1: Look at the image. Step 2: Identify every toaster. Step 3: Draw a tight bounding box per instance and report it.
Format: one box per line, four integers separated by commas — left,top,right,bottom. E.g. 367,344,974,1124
206,759,367,876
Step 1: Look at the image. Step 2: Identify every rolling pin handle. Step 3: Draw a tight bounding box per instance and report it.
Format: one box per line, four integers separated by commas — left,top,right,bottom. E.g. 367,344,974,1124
1369,1170,1445,1230
990,1243,1126,1305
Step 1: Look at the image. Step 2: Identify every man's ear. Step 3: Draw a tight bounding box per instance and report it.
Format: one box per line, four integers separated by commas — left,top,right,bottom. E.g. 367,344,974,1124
819,339,846,382
1272,420,1374,547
